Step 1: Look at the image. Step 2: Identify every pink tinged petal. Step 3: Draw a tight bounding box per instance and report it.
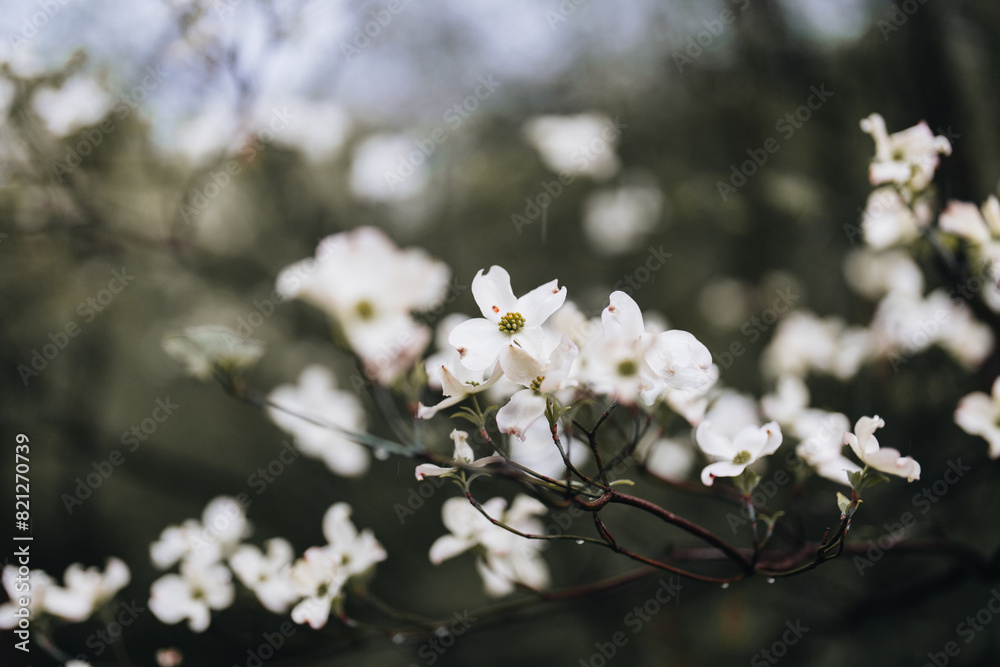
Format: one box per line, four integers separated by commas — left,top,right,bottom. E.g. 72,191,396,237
450,319,509,371
758,421,783,457
700,460,749,486
602,291,645,341
991,377,1000,402
645,330,714,390
416,396,463,420
496,390,548,441
863,447,921,481
939,200,991,243
472,266,517,322
694,421,735,459
415,463,455,480
429,535,474,565
502,344,546,387
517,279,567,325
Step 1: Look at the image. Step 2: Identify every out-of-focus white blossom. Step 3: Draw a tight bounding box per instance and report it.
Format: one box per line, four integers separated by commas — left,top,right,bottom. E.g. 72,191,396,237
860,113,951,194
349,133,430,202
954,377,1000,459
843,249,924,300
229,539,297,614
761,312,871,380
582,184,664,255
939,197,1000,243
507,419,590,479
0,566,52,628
288,547,348,629
31,75,111,137
40,558,130,623
642,437,695,482
695,420,782,486
149,560,234,632
162,326,265,380
761,375,810,427
523,113,621,180
151,496,249,570
843,415,920,481
267,365,369,477
857,186,926,249
276,227,450,384
155,648,184,667
430,495,549,597
793,410,858,485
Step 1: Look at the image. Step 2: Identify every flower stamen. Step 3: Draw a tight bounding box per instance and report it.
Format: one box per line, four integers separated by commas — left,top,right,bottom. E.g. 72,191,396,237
498,311,525,334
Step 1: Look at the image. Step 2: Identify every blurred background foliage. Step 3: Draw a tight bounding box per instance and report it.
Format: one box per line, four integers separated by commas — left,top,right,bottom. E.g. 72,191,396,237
2,0,1000,665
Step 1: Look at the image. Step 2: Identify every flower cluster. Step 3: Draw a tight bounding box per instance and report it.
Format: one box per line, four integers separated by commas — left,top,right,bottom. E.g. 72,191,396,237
0,558,129,628
148,496,385,631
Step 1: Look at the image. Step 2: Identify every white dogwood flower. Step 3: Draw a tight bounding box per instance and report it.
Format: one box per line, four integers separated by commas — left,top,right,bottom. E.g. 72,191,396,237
954,377,1000,459
229,539,298,614
149,560,234,633
843,415,920,481
496,336,578,441
151,496,249,569
793,410,859,485
430,495,549,597
860,113,951,193
267,365,369,477
0,566,53,628
449,266,566,372
414,429,503,481
419,316,506,419
41,558,130,623
696,421,782,486
276,227,449,383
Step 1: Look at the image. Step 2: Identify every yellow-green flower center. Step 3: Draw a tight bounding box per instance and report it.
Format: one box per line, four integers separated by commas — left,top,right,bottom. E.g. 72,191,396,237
530,375,545,392
617,360,638,376
498,311,525,334
732,450,752,465
355,300,375,320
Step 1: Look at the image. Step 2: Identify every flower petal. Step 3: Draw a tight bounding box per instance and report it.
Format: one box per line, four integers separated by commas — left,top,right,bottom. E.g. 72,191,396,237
496,390,548,441
517,279,567,325
602,291,645,341
450,319,508,371
472,266,518,322
700,460,748,486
